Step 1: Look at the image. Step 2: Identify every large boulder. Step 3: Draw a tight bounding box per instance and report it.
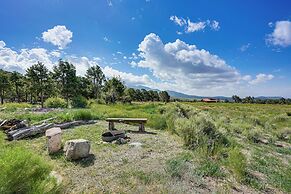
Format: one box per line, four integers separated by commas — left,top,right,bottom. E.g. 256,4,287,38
45,127,62,154
64,139,91,160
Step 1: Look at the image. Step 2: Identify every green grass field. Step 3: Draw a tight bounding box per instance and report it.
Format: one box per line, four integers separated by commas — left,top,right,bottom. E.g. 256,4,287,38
0,102,290,193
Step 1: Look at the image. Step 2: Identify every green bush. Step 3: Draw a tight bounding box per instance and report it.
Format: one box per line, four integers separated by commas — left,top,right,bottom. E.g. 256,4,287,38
44,97,67,108
71,96,88,108
175,115,228,154
73,109,94,120
0,146,60,194
1,103,33,111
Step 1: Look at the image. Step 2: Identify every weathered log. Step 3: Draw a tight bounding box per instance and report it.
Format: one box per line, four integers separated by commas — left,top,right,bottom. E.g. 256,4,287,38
54,120,97,129
7,120,97,140
9,123,54,140
32,117,57,125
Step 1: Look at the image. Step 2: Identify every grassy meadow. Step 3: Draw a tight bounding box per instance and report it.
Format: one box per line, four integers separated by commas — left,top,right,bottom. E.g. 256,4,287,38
0,102,290,193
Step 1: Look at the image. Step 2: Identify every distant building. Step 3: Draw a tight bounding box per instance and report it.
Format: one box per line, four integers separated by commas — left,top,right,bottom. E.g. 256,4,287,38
201,98,219,103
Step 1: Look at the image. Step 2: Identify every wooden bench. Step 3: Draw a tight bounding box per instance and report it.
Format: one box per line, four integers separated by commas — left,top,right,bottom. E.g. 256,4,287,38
105,118,147,132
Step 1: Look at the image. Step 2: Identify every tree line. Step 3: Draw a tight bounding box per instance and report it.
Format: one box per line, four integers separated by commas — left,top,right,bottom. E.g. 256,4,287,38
231,95,291,104
0,60,170,107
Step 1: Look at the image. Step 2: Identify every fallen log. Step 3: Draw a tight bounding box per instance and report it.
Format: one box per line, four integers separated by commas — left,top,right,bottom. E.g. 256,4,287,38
7,120,97,140
32,117,57,125
9,123,54,140
54,120,96,129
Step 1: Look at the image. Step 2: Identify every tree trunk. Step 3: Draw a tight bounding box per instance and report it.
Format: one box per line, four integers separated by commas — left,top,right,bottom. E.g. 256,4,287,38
41,90,44,108
1,90,4,104
93,78,97,99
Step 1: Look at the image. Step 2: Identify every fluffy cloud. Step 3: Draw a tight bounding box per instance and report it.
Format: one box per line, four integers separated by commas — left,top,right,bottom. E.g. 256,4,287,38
0,41,6,48
170,16,186,27
170,16,220,33
266,20,291,47
186,21,206,33
42,25,73,49
102,66,152,86
137,33,240,90
0,40,55,73
249,74,274,85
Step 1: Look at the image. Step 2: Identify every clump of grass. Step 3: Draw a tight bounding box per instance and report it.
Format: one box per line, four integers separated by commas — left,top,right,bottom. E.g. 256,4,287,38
272,114,289,122
243,127,264,143
1,102,33,111
72,109,95,120
195,159,224,178
225,147,247,182
165,152,192,179
276,128,291,141
175,114,229,155
0,146,60,194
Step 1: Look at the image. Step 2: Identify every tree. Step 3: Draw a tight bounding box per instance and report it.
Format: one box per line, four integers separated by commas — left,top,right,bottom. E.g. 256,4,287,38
232,95,242,103
125,88,137,101
242,96,255,104
86,65,105,99
103,77,125,103
53,60,77,105
141,89,150,101
76,76,91,99
0,70,10,104
10,71,24,102
159,91,170,102
26,62,49,108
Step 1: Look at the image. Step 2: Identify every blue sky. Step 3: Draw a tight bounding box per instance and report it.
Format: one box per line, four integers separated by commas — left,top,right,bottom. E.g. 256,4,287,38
0,0,291,97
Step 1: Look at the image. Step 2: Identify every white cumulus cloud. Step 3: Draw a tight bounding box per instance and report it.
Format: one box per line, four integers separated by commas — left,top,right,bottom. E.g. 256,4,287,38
0,43,55,73
0,40,6,48
137,33,240,89
249,74,274,85
42,25,73,49
266,20,291,47
170,16,220,33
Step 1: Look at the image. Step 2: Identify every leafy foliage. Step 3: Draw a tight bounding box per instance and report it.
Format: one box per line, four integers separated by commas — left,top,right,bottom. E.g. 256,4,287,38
71,95,88,108
44,97,67,108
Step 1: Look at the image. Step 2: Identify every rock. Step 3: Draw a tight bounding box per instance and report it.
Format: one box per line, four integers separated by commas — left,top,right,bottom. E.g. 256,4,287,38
129,142,142,147
114,137,127,145
64,139,91,160
50,171,63,185
45,127,62,154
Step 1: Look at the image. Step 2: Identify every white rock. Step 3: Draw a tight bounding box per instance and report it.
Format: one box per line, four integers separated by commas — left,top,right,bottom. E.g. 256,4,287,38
64,139,91,160
45,127,62,154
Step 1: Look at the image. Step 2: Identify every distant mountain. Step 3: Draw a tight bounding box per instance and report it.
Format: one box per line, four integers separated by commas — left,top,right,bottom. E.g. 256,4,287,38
129,85,285,100
255,96,283,100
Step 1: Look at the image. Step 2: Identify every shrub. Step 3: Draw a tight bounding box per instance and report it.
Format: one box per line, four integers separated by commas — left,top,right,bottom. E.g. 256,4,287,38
0,146,60,194
73,110,94,120
1,103,33,111
175,115,228,155
44,97,67,108
71,96,88,108
276,128,291,141
243,127,264,143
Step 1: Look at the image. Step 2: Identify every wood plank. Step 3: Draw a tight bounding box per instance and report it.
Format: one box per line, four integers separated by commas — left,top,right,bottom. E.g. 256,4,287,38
106,118,147,123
